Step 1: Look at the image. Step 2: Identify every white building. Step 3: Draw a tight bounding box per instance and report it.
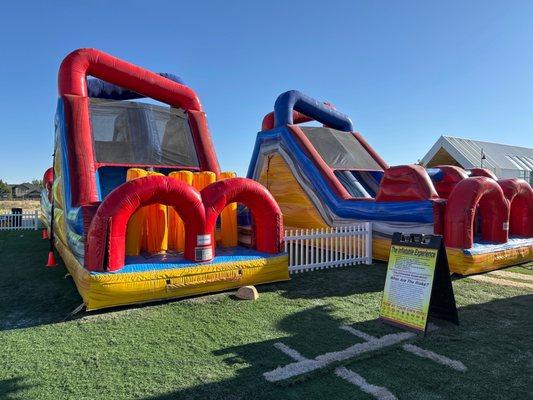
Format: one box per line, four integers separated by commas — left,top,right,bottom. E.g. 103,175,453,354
421,135,533,184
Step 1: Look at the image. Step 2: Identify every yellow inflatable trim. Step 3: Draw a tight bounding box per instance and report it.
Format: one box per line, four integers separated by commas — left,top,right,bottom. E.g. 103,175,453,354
258,153,328,229
55,238,289,311
372,236,532,275
446,245,533,275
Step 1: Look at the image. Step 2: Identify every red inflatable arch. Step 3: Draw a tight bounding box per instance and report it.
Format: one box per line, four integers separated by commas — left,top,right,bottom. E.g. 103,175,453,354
444,177,509,248
43,167,54,201
201,177,283,255
433,165,468,199
469,168,498,180
376,165,439,202
85,176,206,272
498,178,533,237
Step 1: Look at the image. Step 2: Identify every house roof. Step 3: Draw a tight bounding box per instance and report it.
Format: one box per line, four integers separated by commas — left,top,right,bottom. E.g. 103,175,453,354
422,136,533,171
9,182,39,189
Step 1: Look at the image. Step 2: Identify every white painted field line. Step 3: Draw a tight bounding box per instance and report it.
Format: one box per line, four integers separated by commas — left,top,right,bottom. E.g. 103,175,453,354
468,274,533,290
264,331,415,382
340,325,377,342
272,340,397,400
273,342,308,362
335,367,397,400
488,270,533,283
402,344,467,372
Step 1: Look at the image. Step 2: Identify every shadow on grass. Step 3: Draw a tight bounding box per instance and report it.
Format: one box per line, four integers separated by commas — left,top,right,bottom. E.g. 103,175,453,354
0,377,32,398
261,262,387,300
142,294,532,400
0,229,386,331
0,231,82,331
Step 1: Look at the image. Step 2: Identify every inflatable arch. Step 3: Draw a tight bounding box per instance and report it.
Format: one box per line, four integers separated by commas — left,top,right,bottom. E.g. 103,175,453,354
247,90,533,275
41,49,289,310
444,177,509,249
498,178,533,237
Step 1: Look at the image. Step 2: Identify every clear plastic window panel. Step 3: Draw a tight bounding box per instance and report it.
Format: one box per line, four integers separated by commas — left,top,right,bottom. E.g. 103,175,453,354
89,98,200,167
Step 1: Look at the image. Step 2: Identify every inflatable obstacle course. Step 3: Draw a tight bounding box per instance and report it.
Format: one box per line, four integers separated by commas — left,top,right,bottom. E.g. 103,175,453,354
41,48,288,310
247,90,533,275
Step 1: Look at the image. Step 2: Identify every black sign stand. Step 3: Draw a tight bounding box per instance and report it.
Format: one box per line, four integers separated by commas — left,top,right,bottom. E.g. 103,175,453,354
390,232,459,333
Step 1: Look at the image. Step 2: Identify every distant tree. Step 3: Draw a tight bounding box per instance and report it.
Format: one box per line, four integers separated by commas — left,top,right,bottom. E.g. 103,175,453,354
0,179,10,198
31,179,44,188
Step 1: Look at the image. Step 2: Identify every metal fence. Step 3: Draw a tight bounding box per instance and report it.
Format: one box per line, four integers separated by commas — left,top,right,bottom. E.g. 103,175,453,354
284,223,372,274
0,210,40,231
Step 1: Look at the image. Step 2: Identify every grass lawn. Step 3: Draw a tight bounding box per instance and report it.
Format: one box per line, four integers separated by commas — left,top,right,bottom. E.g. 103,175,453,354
0,230,532,399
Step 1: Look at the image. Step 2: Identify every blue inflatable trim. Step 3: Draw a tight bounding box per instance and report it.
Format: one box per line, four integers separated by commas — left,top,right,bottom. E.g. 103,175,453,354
426,168,444,182
56,99,84,235
87,73,185,100
92,247,280,274
274,90,354,132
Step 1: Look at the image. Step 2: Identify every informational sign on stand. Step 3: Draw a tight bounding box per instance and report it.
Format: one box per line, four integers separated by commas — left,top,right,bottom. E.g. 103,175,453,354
379,233,458,334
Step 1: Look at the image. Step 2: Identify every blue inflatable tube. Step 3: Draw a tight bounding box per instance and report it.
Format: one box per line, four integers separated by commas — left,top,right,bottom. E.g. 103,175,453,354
274,90,354,132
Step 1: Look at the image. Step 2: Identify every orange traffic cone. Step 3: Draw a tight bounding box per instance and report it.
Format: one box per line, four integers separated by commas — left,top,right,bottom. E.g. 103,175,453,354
46,251,57,267
42,229,49,239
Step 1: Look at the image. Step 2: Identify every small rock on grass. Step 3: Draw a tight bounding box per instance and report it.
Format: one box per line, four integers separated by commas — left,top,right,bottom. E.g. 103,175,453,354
236,285,259,300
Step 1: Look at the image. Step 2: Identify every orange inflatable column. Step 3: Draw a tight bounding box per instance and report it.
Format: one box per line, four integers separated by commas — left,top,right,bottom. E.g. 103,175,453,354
125,168,148,256
168,171,194,252
219,172,238,247
193,171,216,191
144,171,169,253
193,171,216,243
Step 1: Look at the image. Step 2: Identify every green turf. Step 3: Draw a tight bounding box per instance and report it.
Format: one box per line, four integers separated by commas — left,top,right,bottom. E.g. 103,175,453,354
0,231,532,399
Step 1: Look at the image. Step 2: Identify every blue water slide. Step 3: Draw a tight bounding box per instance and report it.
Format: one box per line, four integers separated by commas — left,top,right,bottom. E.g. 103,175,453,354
247,128,434,223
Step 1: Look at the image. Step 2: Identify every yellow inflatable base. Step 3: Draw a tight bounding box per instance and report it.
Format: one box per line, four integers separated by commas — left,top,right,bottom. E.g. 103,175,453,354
372,236,533,275
55,239,289,311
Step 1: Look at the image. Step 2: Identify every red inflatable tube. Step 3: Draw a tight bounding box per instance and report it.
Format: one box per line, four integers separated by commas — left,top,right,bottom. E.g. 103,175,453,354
498,178,533,236
187,110,221,177
375,165,439,202
262,110,314,131
59,48,202,110
433,165,468,199
43,167,54,201
469,168,498,180
201,177,284,255
85,176,206,272
444,177,509,249
62,94,96,206
58,48,220,207
261,102,336,131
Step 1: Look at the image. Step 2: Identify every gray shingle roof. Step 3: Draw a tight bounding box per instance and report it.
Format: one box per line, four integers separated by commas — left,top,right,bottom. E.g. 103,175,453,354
422,136,533,171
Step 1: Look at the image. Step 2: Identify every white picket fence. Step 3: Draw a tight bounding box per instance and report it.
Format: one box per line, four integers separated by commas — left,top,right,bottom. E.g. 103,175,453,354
284,223,372,274
0,210,40,231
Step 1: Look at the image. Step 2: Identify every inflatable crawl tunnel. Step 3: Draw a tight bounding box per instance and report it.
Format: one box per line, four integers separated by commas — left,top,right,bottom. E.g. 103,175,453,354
247,90,532,275
41,48,288,310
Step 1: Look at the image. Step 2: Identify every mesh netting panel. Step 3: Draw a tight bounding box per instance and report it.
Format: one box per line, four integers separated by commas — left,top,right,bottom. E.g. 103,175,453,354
89,98,199,167
300,127,382,170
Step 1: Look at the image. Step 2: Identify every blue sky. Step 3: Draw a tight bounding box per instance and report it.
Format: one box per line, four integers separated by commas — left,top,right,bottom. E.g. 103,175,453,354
1,1,532,183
